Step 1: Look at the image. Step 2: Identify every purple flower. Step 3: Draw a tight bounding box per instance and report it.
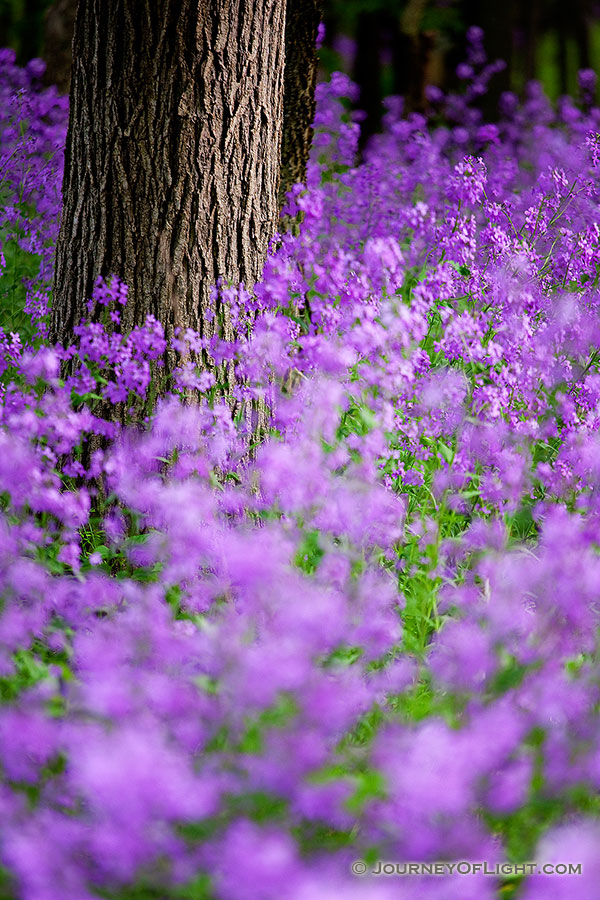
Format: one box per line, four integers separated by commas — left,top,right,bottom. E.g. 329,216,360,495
578,68,597,104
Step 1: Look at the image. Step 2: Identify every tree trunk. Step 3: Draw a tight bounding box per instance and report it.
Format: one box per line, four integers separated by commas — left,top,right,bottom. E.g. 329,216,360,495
42,0,78,93
50,0,287,398
279,0,321,207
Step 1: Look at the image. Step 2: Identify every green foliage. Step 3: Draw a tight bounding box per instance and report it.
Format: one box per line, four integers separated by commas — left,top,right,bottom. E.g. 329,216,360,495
0,0,53,64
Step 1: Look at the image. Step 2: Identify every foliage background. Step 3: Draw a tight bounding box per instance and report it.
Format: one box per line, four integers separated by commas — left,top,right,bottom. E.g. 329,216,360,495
4,0,600,102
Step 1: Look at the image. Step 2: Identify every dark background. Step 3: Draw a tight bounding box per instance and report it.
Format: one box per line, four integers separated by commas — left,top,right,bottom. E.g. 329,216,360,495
2,0,600,134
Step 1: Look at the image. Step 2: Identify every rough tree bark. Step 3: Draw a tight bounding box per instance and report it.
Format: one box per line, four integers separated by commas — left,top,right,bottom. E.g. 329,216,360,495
279,0,321,207
50,0,323,410
50,0,288,396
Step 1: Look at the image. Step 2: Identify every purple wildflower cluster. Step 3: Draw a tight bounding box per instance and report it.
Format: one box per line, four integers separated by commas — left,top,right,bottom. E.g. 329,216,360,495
0,50,66,352
2,33,600,900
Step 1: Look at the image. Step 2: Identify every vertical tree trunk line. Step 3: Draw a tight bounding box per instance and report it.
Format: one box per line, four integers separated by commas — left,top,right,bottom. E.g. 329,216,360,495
279,0,321,207
42,0,78,93
50,0,287,394
50,0,324,427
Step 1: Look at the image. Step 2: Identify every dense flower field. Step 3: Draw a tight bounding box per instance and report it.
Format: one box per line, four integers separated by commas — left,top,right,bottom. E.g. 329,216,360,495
2,28,600,900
